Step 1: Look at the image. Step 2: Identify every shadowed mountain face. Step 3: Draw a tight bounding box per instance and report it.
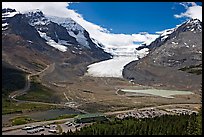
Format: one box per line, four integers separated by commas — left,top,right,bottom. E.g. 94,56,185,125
2,61,27,97
123,19,202,92
2,8,111,80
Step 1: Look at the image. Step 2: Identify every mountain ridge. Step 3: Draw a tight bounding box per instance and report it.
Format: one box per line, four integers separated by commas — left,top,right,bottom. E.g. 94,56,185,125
123,18,202,92
2,8,111,81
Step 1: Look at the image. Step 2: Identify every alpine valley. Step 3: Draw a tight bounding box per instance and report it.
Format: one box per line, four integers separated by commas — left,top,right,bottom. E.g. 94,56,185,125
2,7,202,135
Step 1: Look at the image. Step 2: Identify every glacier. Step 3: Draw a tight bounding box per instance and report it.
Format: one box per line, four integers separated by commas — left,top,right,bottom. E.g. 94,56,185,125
86,48,149,78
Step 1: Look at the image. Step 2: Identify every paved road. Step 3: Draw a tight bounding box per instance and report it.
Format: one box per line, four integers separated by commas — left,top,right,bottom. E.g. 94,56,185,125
2,117,74,132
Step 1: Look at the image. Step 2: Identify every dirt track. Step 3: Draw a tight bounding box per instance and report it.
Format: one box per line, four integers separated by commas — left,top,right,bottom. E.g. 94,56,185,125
7,63,88,114
9,63,55,101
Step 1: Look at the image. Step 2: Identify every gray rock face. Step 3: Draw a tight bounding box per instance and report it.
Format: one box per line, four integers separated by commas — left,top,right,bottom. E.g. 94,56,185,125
149,19,201,50
123,19,202,91
25,10,78,44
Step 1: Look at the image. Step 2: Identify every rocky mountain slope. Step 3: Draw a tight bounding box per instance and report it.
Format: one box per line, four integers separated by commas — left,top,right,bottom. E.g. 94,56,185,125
2,8,111,81
123,19,202,92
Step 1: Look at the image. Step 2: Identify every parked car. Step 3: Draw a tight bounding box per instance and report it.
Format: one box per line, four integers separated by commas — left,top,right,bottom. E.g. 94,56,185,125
65,122,73,127
74,124,80,128
67,123,73,127
38,127,45,132
48,129,57,133
22,126,33,130
45,125,50,128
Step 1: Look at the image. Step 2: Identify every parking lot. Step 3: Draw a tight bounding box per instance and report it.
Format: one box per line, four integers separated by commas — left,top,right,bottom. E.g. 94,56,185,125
2,124,58,135
2,120,91,135
115,108,198,120
59,120,92,133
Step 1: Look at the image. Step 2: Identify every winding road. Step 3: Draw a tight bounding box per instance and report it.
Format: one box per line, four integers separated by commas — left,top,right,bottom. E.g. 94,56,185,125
2,117,74,132
8,62,87,114
8,63,55,101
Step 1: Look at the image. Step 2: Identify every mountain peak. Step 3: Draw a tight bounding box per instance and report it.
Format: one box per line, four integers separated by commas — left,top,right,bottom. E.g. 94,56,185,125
24,9,44,18
140,18,202,51
187,18,202,23
2,8,20,19
2,8,16,13
177,18,202,33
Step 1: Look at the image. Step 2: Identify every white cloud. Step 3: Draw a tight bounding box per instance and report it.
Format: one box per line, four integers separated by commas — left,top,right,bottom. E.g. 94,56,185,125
2,2,159,49
179,2,197,9
174,2,202,21
2,2,70,17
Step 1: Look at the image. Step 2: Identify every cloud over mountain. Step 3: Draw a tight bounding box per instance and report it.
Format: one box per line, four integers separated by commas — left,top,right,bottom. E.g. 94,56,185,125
2,2,159,49
174,2,202,21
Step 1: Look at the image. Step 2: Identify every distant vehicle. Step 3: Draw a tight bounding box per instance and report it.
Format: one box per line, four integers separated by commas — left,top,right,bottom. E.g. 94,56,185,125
51,125,57,128
38,127,45,132
48,129,57,133
45,125,50,128
33,125,43,128
27,130,34,134
27,129,38,134
67,123,73,127
65,122,73,127
74,124,80,128
65,121,71,124
22,126,33,130
26,127,45,134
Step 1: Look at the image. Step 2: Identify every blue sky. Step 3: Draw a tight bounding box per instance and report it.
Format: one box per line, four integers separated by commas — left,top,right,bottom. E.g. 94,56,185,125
69,2,202,34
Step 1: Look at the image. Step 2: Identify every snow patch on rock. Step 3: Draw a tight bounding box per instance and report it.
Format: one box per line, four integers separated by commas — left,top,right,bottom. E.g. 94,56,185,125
38,31,67,52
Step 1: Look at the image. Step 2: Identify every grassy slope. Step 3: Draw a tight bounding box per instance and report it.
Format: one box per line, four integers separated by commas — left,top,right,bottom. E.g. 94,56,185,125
2,98,59,115
2,64,27,97
16,81,61,103
2,63,61,115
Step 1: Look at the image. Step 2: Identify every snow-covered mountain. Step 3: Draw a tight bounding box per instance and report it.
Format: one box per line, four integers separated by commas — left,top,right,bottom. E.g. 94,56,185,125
123,18,202,91
2,8,156,59
138,18,202,51
2,8,111,76
47,15,91,49
46,15,152,58
2,8,111,58
3,7,201,81
2,8,19,30
24,9,99,52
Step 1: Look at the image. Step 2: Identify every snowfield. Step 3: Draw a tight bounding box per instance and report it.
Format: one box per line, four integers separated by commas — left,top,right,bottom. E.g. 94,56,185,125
86,48,149,78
